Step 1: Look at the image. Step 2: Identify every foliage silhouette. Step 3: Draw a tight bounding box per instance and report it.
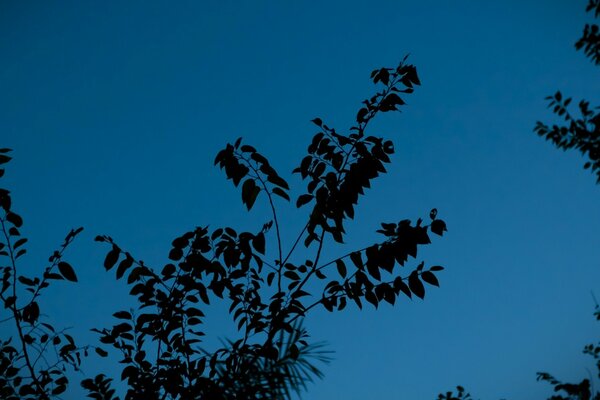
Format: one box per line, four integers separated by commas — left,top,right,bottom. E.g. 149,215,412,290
0,149,90,399
532,4,600,397
535,0,600,183
534,302,600,400
437,2,600,398
437,386,473,400
1,58,448,399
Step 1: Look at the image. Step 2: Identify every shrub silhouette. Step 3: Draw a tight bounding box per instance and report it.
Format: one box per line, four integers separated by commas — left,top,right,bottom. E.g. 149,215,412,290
1,58,448,399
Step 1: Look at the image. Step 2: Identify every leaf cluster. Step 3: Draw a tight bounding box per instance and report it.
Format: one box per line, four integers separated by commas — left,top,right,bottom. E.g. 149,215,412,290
535,0,600,183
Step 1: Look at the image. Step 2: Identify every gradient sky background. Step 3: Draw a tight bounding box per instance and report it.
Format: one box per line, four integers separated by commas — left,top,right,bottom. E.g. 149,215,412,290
1,1,600,399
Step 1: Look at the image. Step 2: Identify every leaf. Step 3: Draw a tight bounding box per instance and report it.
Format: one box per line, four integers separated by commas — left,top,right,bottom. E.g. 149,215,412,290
366,261,381,281
113,311,131,320
365,290,378,309
18,276,35,286
13,238,27,249
267,272,275,286
421,271,439,287
242,179,257,209
169,247,183,261
349,252,363,269
267,174,290,190
336,259,347,278
0,154,12,165
253,232,265,254
104,246,120,271
116,257,133,280
296,194,314,208
95,347,108,357
6,212,23,227
311,118,323,127
246,186,260,210
431,220,447,236
272,187,290,201
408,272,425,299
430,265,444,272
58,261,77,282
356,107,369,123
429,208,437,220
283,270,300,280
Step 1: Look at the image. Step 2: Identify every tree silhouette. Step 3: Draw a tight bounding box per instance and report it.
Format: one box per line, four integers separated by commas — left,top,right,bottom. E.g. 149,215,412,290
1,58,448,399
534,0,600,183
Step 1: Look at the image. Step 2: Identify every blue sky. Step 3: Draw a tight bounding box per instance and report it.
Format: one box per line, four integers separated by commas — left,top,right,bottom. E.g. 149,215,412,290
1,1,599,399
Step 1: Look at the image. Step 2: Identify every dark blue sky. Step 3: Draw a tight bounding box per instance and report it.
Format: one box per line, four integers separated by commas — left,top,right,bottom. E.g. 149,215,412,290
1,1,599,399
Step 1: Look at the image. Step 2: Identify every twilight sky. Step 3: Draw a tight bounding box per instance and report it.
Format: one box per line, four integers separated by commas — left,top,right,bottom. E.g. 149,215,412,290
1,1,599,399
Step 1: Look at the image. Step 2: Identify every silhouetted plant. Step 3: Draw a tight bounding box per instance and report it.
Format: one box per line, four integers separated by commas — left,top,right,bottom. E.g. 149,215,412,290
0,150,91,399
437,386,473,400
535,0,600,183
1,58,448,399
85,57,447,399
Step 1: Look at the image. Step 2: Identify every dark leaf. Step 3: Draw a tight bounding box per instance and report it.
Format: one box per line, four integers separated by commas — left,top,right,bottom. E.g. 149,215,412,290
272,187,290,201
430,219,447,236
408,272,425,299
253,232,265,254
116,257,133,280
104,246,120,271
242,179,257,209
350,252,363,269
0,154,12,165
283,270,300,280
113,311,131,319
296,194,314,208
13,238,27,249
430,208,438,220
267,174,290,190
336,259,347,278
95,347,108,357
6,212,23,227
58,262,77,282
421,271,439,287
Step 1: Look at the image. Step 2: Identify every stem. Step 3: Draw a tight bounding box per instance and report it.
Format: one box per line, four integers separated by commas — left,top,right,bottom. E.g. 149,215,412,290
237,151,283,265
315,245,372,273
293,230,325,296
1,217,47,397
281,223,308,267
